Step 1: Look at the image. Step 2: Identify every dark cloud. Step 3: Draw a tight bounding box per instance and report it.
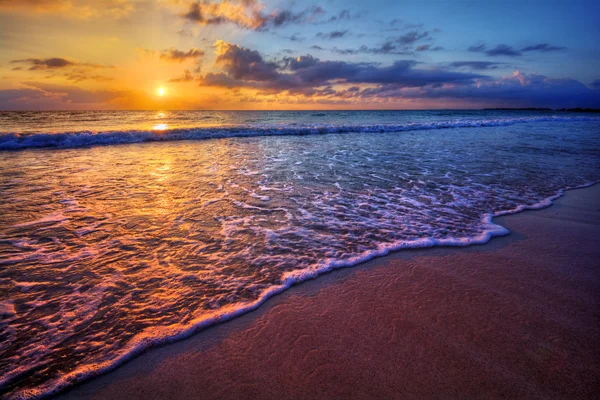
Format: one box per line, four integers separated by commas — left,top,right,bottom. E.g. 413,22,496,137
282,55,320,70
176,29,192,37
279,33,305,42
449,61,505,70
395,31,429,45
591,79,600,89
23,81,127,103
159,48,205,62
467,44,486,52
342,71,600,108
469,43,522,57
10,57,111,71
11,58,75,70
199,40,484,96
0,88,45,105
485,44,522,57
386,20,424,32
213,40,279,81
9,57,114,82
331,41,412,56
416,44,444,52
316,30,348,40
329,30,432,55
64,72,114,82
169,70,195,83
310,45,325,51
195,41,600,108
324,9,351,23
0,82,130,109
182,0,324,30
521,43,566,52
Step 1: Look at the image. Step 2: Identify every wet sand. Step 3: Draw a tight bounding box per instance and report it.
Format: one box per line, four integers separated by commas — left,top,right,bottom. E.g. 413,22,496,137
57,185,600,399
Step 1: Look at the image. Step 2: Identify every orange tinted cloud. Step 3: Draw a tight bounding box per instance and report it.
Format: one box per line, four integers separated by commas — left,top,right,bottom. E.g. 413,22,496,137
0,0,134,18
182,0,324,30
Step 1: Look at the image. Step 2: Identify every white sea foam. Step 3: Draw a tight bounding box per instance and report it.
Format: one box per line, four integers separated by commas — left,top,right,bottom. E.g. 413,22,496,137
1,116,599,150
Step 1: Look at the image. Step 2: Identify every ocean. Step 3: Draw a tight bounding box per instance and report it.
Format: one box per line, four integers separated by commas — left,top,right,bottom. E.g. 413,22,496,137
1,110,599,398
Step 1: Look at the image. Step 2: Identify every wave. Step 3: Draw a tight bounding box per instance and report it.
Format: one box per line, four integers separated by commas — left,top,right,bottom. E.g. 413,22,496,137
1,116,599,151
5,181,597,399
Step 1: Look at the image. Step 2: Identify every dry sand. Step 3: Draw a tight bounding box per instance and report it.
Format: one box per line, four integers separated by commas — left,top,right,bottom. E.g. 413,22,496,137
57,185,600,399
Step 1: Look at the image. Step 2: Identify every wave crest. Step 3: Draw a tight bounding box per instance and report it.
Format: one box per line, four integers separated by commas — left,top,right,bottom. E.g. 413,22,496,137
1,116,599,151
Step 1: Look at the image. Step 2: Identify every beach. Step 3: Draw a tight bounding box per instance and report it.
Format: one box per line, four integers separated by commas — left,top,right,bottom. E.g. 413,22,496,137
55,184,600,399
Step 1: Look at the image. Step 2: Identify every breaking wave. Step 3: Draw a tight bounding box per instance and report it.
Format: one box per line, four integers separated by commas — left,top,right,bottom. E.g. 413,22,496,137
1,116,599,150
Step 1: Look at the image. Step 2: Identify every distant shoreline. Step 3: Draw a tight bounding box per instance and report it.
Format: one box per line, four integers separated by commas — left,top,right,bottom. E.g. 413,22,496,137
483,107,600,113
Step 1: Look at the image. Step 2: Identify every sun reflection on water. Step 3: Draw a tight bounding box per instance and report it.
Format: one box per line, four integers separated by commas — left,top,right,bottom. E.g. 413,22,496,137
153,123,169,131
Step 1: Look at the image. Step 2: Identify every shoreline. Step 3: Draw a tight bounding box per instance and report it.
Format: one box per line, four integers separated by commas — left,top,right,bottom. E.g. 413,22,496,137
55,183,600,399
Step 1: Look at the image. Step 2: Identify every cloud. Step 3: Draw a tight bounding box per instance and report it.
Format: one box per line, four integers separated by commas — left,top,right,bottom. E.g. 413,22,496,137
0,82,131,109
0,0,134,18
0,88,46,105
213,40,279,81
415,44,443,52
323,9,351,23
176,29,192,37
182,0,324,30
10,57,111,71
468,43,522,57
9,57,115,82
22,81,128,103
467,44,486,53
64,73,114,82
198,40,484,96
485,45,522,57
316,30,348,40
328,30,433,55
276,33,305,42
591,79,600,89
352,71,600,108
331,42,413,56
449,61,505,70
282,55,320,70
395,31,429,45
159,48,205,62
521,43,566,52
11,58,75,70
169,70,196,83
194,41,600,108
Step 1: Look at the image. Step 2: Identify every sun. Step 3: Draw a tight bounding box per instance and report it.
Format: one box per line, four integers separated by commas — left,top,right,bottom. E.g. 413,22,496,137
158,87,165,97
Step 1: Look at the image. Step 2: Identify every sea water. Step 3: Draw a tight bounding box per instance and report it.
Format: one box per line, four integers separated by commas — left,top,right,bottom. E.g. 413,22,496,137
0,110,599,398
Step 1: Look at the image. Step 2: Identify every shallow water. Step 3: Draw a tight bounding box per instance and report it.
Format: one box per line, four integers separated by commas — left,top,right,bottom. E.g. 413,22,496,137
0,111,599,398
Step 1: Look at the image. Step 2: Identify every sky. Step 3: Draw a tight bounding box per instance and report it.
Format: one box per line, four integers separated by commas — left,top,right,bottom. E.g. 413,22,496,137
0,0,599,110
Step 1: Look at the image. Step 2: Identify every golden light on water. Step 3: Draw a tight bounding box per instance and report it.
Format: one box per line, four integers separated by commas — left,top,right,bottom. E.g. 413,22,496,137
153,123,168,131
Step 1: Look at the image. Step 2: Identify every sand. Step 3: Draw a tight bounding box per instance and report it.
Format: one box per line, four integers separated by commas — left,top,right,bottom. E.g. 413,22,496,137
57,185,600,399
